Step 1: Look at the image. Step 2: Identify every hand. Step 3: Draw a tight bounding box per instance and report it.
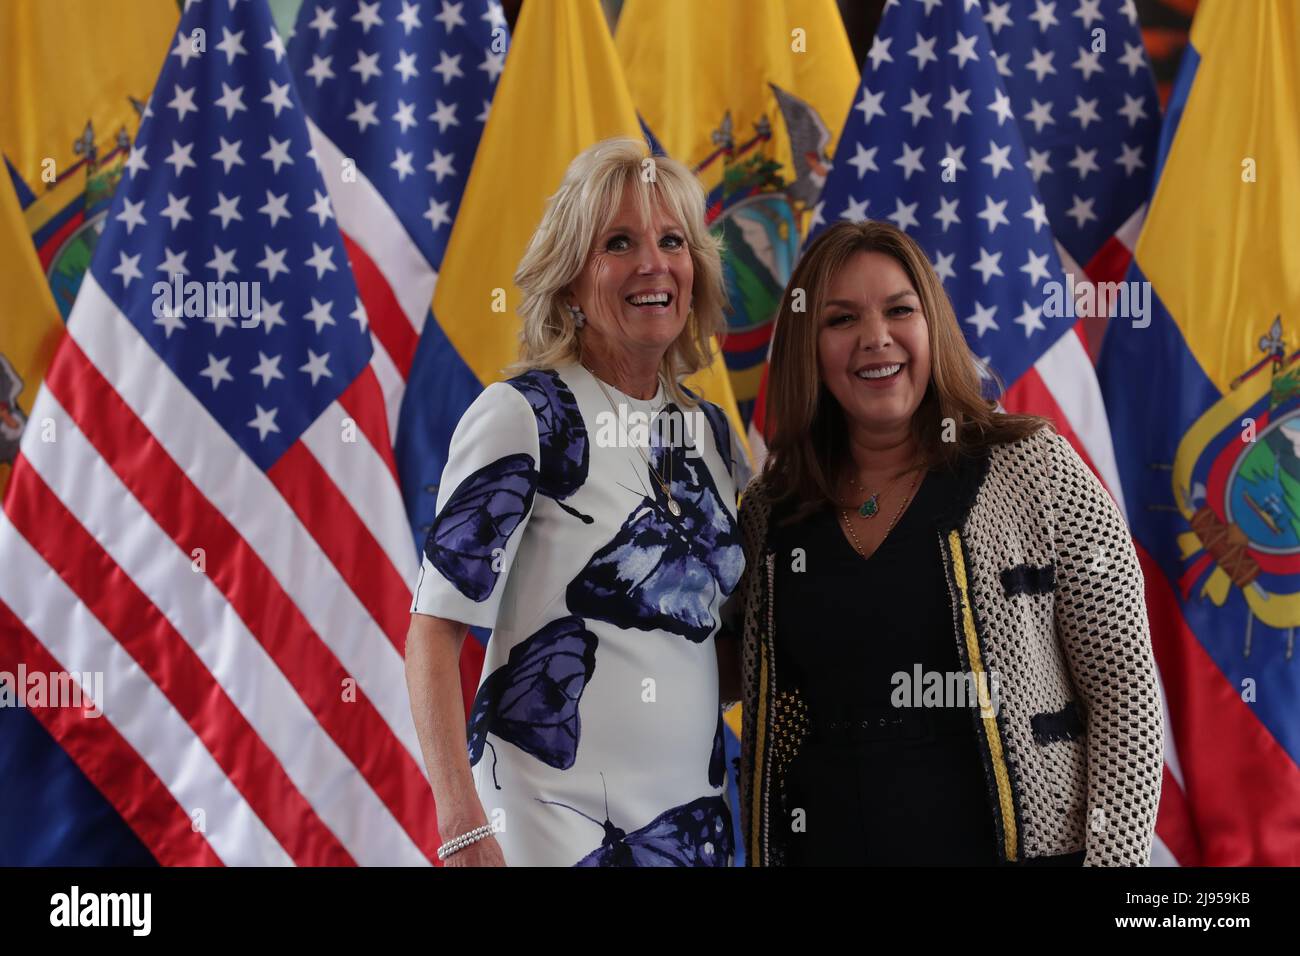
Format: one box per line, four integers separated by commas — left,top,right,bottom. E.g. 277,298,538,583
442,834,506,867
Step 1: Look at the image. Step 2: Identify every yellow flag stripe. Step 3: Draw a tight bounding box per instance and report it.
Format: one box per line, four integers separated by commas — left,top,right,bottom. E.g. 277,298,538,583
1133,0,1300,395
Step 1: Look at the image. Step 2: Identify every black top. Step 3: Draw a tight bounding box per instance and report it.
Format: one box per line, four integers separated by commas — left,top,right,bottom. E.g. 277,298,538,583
769,465,1081,867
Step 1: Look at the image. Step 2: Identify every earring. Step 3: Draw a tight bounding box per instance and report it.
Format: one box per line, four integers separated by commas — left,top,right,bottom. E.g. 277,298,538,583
567,303,587,329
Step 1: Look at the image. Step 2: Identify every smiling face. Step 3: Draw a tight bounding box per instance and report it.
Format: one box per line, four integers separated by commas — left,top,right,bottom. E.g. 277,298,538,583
816,250,932,438
567,186,694,366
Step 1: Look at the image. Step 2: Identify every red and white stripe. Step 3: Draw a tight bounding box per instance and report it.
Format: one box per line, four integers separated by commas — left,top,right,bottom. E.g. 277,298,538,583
307,119,437,443
307,121,490,718
0,274,440,865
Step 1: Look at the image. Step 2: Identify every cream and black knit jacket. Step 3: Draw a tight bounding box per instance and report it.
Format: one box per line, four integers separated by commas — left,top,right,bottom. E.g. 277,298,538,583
734,425,1164,866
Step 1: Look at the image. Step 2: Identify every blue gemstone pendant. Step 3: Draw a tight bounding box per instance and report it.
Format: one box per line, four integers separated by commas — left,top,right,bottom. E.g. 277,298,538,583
858,495,879,518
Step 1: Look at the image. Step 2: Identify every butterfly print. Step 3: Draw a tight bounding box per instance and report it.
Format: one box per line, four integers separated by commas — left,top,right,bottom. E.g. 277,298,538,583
507,369,592,523
683,388,734,479
467,615,598,786
540,788,734,867
566,406,744,642
423,452,537,602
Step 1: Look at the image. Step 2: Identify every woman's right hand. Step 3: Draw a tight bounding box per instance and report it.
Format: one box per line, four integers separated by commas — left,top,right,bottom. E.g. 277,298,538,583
442,832,506,867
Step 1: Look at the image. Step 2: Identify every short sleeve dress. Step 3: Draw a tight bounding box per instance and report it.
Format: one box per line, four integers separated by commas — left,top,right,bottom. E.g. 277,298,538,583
410,360,746,866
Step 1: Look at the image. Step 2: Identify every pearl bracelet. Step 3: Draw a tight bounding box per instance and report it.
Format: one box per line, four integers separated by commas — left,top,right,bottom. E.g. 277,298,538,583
437,823,496,861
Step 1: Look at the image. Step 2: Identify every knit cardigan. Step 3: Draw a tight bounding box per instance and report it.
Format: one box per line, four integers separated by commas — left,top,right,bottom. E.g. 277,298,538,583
733,425,1164,866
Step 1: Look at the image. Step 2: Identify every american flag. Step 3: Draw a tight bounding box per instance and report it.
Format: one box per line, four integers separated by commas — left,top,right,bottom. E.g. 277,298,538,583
982,0,1158,317
0,0,439,864
288,0,507,550
978,0,1175,867
755,2,1127,485
973,0,1158,496
288,0,508,712
811,0,1122,478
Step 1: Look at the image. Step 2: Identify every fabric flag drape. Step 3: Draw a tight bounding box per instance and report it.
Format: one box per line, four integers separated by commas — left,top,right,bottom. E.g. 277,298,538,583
0,0,178,492
615,0,858,436
437,0,746,441
0,0,439,865
287,0,509,818
976,0,1157,492
0,0,179,866
1097,0,1300,865
287,0,507,552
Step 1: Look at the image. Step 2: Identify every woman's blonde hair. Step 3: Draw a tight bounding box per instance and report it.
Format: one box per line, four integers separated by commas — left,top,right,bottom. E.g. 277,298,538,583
763,219,1050,520
507,137,727,407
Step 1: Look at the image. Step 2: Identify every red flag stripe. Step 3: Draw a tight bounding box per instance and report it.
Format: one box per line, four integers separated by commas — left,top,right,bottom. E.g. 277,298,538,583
16,385,414,862
368,340,407,451
1137,538,1300,865
344,232,419,378
268,443,411,649
298,395,416,581
1002,365,1103,479
1154,765,1202,866
46,339,441,863
66,279,418,766
1082,234,1135,287
337,365,402,486
4,460,355,866
0,595,223,867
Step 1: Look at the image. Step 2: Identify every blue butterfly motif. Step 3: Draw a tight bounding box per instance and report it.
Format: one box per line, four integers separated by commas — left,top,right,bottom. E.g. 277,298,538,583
710,711,725,788
507,369,592,523
468,615,598,786
424,453,537,602
683,388,734,479
566,407,744,642
540,789,733,867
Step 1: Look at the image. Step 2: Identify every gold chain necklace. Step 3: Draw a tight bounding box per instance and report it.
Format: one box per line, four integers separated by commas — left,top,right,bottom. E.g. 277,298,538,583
586,366,680,517
839,468,923,559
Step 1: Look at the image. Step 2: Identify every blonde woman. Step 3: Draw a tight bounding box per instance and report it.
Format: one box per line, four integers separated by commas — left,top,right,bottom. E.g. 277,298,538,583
405,139,746,866
728,220,1163,866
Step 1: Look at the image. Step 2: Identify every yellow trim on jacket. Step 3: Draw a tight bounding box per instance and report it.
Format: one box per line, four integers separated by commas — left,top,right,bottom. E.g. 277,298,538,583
947,528,1018,862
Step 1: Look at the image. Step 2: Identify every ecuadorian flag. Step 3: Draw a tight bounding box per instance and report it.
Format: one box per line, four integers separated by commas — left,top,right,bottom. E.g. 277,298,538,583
615,0,858,431
1098,0,1300,865
434,0,745,434
0,0,177,497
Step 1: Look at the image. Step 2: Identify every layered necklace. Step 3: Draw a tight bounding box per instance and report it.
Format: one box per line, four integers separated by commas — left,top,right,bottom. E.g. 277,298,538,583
839,462,924,559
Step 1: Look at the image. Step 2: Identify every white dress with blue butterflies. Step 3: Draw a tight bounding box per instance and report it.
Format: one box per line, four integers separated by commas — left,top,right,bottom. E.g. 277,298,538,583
410,361,747,866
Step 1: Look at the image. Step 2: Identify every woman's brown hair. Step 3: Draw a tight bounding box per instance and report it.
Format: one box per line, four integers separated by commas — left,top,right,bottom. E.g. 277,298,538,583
762,220,1050,522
